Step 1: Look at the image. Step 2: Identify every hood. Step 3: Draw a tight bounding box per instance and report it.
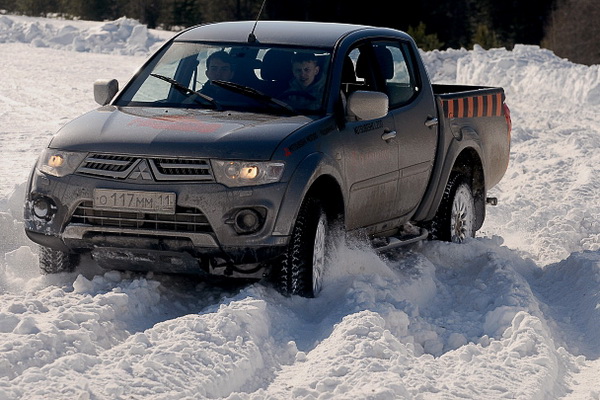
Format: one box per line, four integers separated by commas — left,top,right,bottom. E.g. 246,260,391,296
49,106,312,160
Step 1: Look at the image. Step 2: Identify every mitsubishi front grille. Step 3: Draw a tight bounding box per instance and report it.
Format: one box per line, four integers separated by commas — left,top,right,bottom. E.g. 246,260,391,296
76,154,214,182
70,201,214,233
152,158,212,181
77,154,136,179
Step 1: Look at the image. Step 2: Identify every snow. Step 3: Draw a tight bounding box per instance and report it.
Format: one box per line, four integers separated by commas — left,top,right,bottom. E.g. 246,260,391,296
1,15,599,400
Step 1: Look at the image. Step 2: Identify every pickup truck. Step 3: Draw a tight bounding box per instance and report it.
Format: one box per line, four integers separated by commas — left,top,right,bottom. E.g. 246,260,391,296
24,21,511,297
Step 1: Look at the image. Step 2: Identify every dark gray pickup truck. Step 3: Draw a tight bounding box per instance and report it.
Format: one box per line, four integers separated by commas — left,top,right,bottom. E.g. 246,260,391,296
24,21,511,297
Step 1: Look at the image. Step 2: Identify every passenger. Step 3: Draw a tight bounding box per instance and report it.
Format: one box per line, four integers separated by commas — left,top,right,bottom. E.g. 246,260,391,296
280,52,325,110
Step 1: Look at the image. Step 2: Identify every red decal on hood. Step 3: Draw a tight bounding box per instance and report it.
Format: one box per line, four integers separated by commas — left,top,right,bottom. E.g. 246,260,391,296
128,115,222,133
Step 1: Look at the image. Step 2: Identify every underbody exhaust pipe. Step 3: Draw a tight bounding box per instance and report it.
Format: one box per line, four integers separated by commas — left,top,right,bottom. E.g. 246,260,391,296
486,197,498,206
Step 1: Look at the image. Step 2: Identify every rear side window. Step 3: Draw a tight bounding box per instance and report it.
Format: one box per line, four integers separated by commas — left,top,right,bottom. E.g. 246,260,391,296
345,40,420,109
371,41,420,108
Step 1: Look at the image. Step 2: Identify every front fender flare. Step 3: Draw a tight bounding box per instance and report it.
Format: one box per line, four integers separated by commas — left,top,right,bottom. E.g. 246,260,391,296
272,152,344,236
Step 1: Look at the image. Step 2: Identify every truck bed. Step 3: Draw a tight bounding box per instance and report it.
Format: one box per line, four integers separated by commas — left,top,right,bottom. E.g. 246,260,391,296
432,84,506,119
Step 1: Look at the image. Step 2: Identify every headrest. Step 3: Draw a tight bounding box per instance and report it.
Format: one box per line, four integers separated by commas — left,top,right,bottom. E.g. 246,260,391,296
342,56,356,83
261,49,293,81
356,46,394,80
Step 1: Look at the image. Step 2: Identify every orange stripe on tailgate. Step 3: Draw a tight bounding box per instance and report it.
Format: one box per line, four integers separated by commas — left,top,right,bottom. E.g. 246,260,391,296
457,98,464,118
486,94,494,117
467,97,474,118
477,96,484,117
446,100,454,118
496,93,503,116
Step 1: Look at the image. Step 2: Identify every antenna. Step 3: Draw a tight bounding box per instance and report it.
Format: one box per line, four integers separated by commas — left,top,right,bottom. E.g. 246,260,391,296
248,0,267,43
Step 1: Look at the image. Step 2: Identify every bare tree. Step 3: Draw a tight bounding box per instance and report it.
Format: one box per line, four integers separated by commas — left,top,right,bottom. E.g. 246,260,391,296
543,0,600,65
197,0,263,22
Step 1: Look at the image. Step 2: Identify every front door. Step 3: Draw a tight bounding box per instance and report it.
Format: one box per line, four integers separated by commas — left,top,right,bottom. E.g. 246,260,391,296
342,46,399,230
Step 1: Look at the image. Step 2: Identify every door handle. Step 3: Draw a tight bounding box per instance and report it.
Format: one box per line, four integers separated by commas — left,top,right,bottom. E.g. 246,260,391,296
425,117,439,128
381,130,397,141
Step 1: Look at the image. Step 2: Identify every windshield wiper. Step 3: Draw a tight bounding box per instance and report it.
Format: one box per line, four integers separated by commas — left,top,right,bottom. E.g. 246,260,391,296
150,74,220,109
211,80,295,114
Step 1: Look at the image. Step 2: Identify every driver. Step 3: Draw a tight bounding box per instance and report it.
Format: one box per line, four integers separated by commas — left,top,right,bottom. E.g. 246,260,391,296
206,51,235,81
201,51,236,97
281,52,324,110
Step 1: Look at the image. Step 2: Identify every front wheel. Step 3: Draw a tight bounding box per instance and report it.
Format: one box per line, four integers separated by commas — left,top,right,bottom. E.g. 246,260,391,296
430,174,475,243
39,245,79,274
278,197,328,298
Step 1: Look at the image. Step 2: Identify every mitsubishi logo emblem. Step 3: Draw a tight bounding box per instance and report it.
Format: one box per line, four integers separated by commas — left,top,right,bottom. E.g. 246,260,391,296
128,160,153,180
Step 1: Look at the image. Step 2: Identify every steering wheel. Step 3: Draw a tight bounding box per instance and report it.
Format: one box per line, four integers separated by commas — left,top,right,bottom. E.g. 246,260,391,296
279,90,317,102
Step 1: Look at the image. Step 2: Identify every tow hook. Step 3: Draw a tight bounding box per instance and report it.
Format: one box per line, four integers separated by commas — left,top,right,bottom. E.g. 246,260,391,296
486,197,498,206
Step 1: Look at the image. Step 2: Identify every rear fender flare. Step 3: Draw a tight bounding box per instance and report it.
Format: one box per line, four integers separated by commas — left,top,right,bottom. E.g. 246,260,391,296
424,137,486,227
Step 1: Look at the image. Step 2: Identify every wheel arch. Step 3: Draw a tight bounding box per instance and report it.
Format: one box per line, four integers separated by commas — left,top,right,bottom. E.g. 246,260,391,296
273,152,346,236
416,142,487,230
305,175,345,225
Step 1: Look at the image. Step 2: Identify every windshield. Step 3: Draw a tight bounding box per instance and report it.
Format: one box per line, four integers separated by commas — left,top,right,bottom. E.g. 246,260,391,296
115,42,332,115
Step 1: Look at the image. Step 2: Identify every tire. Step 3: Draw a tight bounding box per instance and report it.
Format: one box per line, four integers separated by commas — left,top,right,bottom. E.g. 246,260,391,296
430,174,475,243
38,245,79,274
278,197,328,298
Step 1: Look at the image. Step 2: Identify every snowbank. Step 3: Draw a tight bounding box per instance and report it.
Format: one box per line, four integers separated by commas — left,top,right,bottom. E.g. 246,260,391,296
423,44,600,107
0,15,170,55
2,239,596,399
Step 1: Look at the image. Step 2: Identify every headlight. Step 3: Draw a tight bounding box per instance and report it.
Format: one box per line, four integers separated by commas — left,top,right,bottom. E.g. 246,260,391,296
211,160,285,187
37,149,88,177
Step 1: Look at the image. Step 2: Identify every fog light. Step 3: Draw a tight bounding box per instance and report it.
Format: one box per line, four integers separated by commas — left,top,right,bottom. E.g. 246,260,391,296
32,197,54,220
234,209,262,234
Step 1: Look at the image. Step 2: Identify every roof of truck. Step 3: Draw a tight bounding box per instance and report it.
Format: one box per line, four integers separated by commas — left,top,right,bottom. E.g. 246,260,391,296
174,20,411,48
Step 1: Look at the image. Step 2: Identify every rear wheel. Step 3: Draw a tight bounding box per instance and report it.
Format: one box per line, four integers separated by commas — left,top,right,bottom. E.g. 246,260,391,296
278,197,328,298
430,174,475,243
39,245,79,274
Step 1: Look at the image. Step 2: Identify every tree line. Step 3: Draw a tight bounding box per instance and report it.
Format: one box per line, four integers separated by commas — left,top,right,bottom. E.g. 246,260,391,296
1,0,598,65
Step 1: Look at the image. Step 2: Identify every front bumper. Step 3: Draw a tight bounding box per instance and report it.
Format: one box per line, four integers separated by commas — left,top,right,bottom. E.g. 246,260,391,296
24,169,291,274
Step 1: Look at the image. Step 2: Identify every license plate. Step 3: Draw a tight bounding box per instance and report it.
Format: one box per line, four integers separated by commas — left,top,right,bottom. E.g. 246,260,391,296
93,189,176,214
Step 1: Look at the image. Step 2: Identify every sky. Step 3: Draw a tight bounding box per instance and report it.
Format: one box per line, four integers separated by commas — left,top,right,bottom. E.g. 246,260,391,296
0,15,599,400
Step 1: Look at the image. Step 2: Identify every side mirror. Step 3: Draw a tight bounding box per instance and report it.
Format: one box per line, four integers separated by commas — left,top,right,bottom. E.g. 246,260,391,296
346,91,389,121
93,79,119,106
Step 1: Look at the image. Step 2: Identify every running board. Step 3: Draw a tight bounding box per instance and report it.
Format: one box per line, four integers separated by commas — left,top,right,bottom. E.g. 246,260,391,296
374,228,429,253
